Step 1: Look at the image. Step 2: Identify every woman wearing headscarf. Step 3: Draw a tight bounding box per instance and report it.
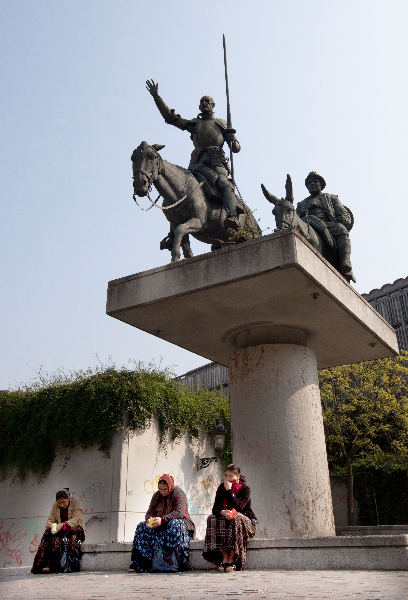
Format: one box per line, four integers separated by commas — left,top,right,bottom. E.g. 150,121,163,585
129,474,195,572
203,464,257,572
31,489,86,574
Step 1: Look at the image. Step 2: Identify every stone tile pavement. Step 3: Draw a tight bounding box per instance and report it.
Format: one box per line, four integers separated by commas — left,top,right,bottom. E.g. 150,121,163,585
1,568,408,600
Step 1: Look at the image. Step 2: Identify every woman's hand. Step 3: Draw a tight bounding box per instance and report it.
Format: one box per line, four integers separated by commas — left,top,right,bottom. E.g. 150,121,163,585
146,517,161,529
220,509,233,520
45,520,53,530
56,523,64,532
223,476,233,491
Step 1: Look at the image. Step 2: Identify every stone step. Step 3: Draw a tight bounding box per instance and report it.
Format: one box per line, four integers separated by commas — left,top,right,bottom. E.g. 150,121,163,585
81,535,408,572
336,525,408,536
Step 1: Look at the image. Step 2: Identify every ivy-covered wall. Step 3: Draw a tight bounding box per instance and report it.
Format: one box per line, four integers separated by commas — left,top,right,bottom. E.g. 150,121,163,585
0,366,231,481
0,417,224,567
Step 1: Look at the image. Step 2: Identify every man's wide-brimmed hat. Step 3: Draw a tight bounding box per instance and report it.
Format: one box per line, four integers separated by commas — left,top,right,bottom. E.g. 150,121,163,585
305,171,326,190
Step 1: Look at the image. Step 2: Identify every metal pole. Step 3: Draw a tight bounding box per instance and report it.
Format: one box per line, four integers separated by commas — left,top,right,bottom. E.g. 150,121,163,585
223,34,234,183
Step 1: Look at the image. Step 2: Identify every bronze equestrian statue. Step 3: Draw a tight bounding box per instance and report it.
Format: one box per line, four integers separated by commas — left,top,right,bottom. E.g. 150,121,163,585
131,80,260,263
131,141,260,263
146,79,244,232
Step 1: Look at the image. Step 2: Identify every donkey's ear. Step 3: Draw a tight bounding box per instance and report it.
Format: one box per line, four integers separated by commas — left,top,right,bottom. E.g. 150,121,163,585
261,183,277,204
152,144,165,152
285,174,294,203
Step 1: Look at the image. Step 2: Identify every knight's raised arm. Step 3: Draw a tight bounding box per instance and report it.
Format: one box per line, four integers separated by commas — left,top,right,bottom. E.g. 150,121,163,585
146,79,192,132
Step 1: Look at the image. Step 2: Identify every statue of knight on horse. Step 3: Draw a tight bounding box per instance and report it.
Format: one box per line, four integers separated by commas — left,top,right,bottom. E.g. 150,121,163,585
131,36,261,263
146,80,244,233
131,82,260,262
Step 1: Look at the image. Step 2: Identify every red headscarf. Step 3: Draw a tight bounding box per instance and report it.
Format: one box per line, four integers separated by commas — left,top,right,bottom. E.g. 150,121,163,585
158,474,174,493
154,474,175,517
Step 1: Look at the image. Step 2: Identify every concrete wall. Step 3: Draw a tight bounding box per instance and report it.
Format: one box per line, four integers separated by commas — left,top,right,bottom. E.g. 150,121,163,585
0,418,358,569
331,478,359,527
117,420,221,544
0,418,222,568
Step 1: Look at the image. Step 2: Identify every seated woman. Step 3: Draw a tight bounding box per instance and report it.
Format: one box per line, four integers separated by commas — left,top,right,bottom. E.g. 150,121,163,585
203,463,257,572
129,474,195,572
31,488,86,574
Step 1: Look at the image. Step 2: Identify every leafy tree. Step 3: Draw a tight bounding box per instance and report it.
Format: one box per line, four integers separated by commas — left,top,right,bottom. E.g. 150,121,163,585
319,351,408,525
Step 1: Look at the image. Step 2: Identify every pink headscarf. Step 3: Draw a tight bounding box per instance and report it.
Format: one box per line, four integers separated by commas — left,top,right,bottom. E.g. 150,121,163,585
158,474,174,493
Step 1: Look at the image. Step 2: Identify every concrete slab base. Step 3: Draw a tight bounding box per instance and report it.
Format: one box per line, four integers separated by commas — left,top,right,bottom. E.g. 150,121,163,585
106,230,398,370
81,536,408,571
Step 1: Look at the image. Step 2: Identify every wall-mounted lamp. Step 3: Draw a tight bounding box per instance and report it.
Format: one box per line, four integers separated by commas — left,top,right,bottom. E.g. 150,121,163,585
197,418,226,470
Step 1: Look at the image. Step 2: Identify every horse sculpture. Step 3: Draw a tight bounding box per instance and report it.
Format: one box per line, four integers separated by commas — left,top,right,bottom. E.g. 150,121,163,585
131,141,260,262
261,174,352,281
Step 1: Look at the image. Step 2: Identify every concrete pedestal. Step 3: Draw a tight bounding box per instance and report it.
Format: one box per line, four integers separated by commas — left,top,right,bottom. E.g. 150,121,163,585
230,343,334,538
106,230,399,548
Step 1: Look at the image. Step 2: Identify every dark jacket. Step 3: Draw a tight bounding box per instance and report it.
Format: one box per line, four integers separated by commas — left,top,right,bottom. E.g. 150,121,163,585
212,480,257,522
145,487,195,535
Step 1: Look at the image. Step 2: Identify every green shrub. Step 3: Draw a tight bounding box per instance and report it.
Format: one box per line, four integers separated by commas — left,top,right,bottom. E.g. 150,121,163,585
0,365,231,481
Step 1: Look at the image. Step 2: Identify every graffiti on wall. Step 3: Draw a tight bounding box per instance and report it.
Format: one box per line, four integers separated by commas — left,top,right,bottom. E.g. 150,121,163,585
237,433,274,465
142,472,217,515
0,521,27,567
70,480,109,515
0,479,110,567
24,517,44,533
144,472,175,495
78,481,108,500
29,533,40,554
188,474,218,515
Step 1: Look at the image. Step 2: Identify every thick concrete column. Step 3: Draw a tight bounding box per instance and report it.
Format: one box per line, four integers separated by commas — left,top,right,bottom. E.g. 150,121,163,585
229,343,335,539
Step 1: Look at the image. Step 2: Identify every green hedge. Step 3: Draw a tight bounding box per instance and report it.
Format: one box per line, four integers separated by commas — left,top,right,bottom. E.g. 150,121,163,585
0,366,231,480
354,467,408,525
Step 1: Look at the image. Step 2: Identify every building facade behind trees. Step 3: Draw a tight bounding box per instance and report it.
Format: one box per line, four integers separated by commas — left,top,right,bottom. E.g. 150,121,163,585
362,276,408,352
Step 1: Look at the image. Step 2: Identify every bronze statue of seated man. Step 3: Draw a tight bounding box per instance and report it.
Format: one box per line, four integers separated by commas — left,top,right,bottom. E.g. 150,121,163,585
262,171,356,283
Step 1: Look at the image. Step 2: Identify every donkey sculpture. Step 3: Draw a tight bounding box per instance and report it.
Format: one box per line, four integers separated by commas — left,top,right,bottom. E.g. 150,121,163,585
261,174,349,279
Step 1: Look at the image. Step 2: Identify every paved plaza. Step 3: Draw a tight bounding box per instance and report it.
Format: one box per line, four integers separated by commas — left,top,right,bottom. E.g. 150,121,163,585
1,567,407,600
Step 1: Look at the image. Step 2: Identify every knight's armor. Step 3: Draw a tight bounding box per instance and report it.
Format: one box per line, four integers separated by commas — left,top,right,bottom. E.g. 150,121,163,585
152,93,243,224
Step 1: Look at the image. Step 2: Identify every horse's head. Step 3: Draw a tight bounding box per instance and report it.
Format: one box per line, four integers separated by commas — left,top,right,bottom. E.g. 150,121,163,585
131,141,165,196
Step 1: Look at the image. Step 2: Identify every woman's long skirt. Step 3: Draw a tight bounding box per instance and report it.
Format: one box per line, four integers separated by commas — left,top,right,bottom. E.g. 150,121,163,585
31,526,85,574
202,513,256,570
130,519,192,572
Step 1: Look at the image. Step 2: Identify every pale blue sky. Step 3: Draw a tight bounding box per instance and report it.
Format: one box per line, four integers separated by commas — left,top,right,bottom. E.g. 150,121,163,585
1,0,407,389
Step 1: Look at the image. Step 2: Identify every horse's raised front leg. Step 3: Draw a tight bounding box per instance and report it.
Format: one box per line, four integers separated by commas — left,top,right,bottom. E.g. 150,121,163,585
181,235,193,259
171,218,202,262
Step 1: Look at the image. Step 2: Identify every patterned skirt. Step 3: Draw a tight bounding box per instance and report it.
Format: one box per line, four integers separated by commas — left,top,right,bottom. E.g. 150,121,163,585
202,513,256,570
130,519,192,572
31,526,85,574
